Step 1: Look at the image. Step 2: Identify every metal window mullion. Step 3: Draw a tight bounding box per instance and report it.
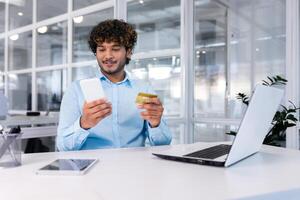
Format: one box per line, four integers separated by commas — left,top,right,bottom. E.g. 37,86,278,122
286,0,299,149
114,0,127,20
250,1,255,91
35,14,68,28
71,60,97,68
181,0,194,144
4,0,8,97
34,64,69,72
8,68,35,74
67,0,73,85
194,118,240,126
225,8,230,119
132,49,181,60
32,0,37,111
70,0,114,18
7,24,34,36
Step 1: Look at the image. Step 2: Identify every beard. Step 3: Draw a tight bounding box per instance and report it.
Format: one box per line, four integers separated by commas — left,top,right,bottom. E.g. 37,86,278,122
98,57,126,76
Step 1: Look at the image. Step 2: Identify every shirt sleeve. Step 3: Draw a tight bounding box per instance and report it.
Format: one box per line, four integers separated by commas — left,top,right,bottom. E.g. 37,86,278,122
144,83,172,146
146,118,172,146
56,83,90,151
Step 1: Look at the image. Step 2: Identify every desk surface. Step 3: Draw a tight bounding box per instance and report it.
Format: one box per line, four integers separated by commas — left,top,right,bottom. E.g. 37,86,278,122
0,115,59,127
1,142,300,200
0,115,59,139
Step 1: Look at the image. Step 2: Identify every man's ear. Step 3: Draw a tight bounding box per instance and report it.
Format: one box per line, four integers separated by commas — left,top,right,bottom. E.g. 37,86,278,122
126,49,132,59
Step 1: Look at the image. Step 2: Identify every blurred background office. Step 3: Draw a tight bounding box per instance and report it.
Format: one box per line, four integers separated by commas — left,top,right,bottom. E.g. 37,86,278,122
0,0,299,152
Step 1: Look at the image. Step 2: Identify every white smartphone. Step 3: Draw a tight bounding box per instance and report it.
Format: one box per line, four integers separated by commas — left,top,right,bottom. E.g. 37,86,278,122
79,78,105,102
36,159,98,176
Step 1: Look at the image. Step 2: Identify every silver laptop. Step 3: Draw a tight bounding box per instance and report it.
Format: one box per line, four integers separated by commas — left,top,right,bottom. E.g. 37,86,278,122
153,85,284,167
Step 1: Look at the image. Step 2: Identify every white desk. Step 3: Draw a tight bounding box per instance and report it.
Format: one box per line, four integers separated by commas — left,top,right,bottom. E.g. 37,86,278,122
0,115,58,139
0,115,58,127
1,142,300,200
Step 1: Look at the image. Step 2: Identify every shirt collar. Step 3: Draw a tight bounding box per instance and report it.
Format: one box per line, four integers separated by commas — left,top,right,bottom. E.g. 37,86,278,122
97,70,133,86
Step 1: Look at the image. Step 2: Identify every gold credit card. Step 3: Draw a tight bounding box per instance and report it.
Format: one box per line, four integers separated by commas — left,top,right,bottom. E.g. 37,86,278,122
135,92,158,104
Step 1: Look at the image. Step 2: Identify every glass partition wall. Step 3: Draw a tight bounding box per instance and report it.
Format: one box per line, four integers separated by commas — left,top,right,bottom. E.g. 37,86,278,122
193,0,287,144
0,0,296,147
1,0,114,112
127,0,182,143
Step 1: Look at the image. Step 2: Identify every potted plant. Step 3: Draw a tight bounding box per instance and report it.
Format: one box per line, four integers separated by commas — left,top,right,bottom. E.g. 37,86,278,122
227,75,300,147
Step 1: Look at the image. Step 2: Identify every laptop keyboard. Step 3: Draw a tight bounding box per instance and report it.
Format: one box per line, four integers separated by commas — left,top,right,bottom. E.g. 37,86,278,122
184,144,232,159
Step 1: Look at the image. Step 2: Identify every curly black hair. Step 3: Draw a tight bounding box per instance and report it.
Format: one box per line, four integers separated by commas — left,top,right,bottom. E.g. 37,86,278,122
88,19,137,64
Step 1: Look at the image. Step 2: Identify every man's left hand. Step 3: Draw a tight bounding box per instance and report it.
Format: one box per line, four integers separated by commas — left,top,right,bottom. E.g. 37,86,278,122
137,98,164,128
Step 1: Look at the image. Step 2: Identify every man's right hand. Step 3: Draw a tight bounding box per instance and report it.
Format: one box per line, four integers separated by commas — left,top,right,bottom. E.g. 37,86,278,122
80,99,112,129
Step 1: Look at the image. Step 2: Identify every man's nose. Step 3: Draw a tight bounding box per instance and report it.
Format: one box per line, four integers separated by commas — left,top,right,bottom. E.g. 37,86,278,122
104,50,113,59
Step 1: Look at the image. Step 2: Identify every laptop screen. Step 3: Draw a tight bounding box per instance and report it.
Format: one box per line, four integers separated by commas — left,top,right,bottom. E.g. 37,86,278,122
225,85,283,167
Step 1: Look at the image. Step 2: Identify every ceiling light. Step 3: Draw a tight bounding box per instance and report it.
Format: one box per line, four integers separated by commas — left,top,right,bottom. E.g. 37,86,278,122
149,66,172,80
132,68,147,79
172,67,181,73
201,50,206,54
73,16,83,24
172,56,176,66
37,26,48,34
17,12,23,16
139,0,144,4
195,0,210,7
9,34,19,41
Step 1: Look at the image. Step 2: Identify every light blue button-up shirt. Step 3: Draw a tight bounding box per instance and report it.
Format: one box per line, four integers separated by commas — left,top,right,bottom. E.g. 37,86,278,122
57,71,172,151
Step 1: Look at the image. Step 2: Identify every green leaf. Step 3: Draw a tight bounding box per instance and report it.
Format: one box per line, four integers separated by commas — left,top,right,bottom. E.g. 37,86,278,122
226,131,237,136
286,114,297,121
231,75,299,148
276,75,287,82
262,80,270,86
286,123,296,128
267,76,273,83
281,105,288,112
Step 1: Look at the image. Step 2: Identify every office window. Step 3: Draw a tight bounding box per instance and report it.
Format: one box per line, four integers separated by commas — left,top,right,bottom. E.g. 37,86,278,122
193,0,286,143
194,123,235,142
127,56,181,116
0,3,5,33
127,0,181,117
229,0,286,118
37,0,68,22
36,21,68,67
9,0,33,30
253,1,286,82
72,65,99,81
37,70,67,111
127,0,181,53
73,9,113,63
0,38,3,92
8,31,32,71
228,10,251,119
8,73,32,110
0,39,4,72
169,123,184,145
0,74,3,92
73,0,107,10
194,0,227,119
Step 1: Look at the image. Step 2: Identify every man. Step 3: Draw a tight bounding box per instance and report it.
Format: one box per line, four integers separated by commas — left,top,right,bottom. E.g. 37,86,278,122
57,19,172,151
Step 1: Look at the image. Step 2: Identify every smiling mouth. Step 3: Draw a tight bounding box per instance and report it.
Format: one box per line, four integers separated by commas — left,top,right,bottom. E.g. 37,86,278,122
103,60,117,65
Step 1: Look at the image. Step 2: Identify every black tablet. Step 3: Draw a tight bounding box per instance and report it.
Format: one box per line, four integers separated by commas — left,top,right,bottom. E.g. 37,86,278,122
36,159,98,175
